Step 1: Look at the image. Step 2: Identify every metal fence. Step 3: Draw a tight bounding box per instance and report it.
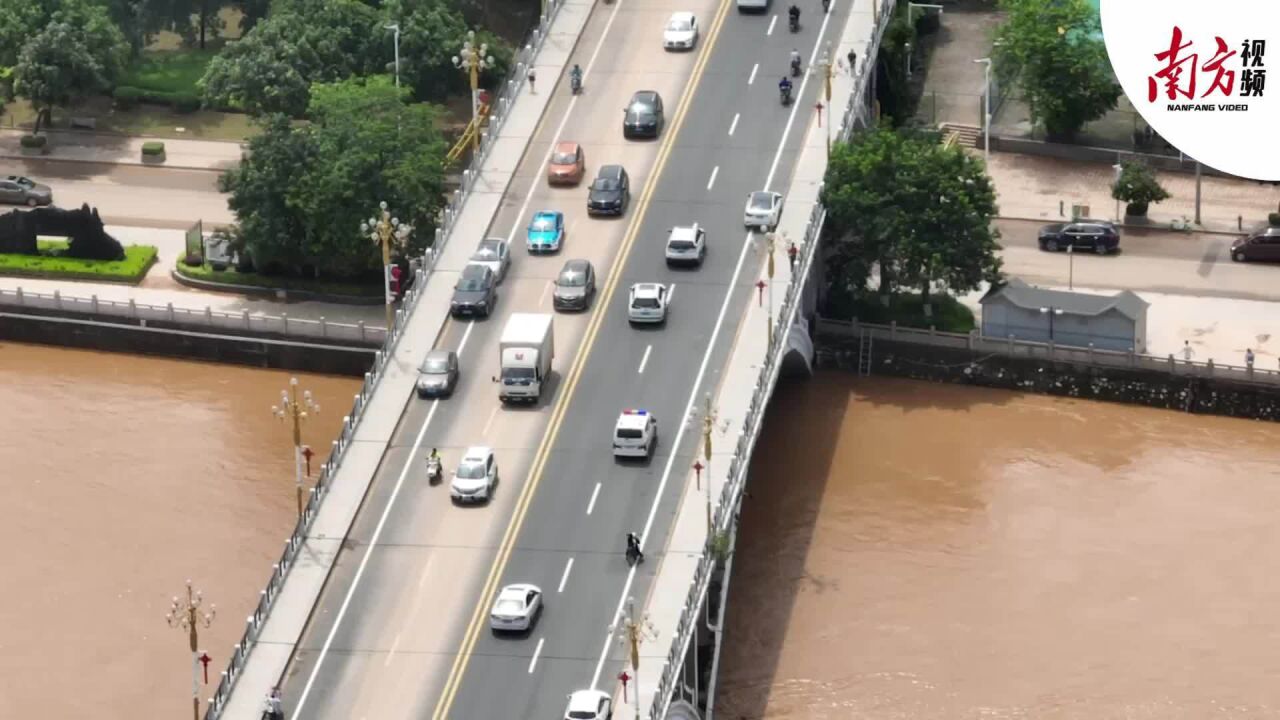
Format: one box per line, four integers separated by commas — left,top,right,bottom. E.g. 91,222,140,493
648,3,899,715
818,318,1280,387
200,1,570,716
0,287,386,345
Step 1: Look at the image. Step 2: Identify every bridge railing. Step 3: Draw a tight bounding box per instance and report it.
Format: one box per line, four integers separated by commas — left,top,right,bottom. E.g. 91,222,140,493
0,287,385,345
200,0,570,716
648,1,898,716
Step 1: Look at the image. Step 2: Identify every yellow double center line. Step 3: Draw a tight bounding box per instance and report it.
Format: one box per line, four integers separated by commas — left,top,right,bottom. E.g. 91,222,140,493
430,0,735,716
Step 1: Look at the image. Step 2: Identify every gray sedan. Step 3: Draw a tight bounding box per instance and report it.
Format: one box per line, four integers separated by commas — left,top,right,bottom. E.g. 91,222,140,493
416,349,459,398
0,175,52,206
552,258,596,311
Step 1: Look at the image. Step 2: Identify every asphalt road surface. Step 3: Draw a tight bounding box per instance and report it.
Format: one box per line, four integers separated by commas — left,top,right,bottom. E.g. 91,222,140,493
1,158,231,228
277,0,840,717
997,218,1280,301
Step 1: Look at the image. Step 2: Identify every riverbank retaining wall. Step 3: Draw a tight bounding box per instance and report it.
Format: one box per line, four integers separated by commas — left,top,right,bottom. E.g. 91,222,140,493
0,309,376,376
817,334,1280,423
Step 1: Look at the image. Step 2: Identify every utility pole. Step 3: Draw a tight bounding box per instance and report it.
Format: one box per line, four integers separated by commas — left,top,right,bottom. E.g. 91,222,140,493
272,376,319,517
616,596,657,720
384,23,401,88
167,580,215,720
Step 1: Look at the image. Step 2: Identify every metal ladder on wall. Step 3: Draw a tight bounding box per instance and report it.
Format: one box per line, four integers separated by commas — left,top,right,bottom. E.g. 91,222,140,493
857,328,873,376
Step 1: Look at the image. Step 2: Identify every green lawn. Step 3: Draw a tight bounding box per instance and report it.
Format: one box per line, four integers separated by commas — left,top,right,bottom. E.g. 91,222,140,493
0,240,158,284
176,261,384,299
0,97,259,142
120,48,219,95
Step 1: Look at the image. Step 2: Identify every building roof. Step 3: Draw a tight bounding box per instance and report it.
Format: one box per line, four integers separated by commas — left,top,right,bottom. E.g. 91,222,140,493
980,278,1148,320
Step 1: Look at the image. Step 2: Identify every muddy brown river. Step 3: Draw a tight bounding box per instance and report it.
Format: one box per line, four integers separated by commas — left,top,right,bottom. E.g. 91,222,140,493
0,342,359,719
717,373,1280,720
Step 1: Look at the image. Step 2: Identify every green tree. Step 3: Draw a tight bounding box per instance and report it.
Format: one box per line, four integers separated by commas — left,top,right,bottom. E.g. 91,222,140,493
200,0,381,115
1110,159,1170,217
142,0,224,49
383,0,513,102
995,0,1120,141
221,76,448,278
13,0,130,133
821,126,1002,312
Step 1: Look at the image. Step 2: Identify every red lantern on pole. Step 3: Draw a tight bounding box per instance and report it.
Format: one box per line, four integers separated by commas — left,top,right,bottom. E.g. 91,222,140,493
756,280,766,306
693,460,703,490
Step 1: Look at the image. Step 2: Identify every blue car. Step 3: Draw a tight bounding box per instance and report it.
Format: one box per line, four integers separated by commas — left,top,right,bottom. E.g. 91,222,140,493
526,211,565,253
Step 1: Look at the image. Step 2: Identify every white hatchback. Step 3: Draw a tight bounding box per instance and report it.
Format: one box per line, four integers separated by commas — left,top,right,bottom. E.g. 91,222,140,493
450,446,499,503
627,283,669,324
665,224,706,266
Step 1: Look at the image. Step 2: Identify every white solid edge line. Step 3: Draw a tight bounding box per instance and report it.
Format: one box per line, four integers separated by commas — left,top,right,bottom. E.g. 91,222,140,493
748,63,759,85
539,279,553,307
290,320,478,718
384,633,402,667
505,0,626,244
588,4,838,693
528,637,546,674
706,166,719,191
558,557,575,593
586,482,602,515
728,113,740,136
667,283,676,305
766,14,777,36
638,344,653,374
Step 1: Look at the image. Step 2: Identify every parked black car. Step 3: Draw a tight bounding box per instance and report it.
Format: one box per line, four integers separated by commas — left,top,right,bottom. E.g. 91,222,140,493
587,165,631,216
1231,227,1280,262
623,91,664,139
1038,220,1120,254
451,264,496,318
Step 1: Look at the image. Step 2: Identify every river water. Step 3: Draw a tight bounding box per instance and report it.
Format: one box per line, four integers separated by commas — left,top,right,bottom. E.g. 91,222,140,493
0,342,359,719
716,373,1280,720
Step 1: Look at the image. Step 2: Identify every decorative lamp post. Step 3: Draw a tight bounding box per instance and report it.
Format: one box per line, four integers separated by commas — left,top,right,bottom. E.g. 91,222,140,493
166,580,215,720
615,596,657,720
687,392,721,533
272,376,319,517
452,31,496,150
361,201,413,331
764,231,779,346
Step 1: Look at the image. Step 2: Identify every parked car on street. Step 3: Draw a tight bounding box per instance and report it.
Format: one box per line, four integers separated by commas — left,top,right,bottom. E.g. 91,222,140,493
0,175,52,206
1231,227,1280,262
1037,220,1120,254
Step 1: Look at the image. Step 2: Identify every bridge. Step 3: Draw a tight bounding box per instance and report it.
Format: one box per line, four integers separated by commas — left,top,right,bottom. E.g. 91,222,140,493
211,0,896,717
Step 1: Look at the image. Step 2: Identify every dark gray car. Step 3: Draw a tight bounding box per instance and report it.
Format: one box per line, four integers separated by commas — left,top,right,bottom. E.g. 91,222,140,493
552,258,596,311
0,175,52,206
451,264,496,318
416,349,459,398
623,91,664,139
1038,220,1120,254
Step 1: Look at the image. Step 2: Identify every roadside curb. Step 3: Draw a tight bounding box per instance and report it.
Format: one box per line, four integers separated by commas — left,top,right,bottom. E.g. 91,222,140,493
170,267,386,306
0,150,232,173
996,214,1247,238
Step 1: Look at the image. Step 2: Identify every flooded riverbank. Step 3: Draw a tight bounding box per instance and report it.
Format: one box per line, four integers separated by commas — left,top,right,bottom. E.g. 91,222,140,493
0,341,359,718
716,373,1280,719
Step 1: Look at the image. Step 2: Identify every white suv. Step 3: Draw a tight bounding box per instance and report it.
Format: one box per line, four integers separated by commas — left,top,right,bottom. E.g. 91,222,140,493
613,409,657,458
628,283,668,324
450,446,498,503
665,224,706,266
743,190,783,231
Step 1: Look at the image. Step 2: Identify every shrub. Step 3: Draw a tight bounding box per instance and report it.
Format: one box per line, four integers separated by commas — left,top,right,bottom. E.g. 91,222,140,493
1269,212,1280,227
114,85,143,109
141,141,166,156
173,93,201,113
184,251,204,266
1111,159,1171,217
20,134,46,149
0,241,158,284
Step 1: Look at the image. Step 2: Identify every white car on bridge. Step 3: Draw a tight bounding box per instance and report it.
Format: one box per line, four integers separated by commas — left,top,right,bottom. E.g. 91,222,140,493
564,689,613,720
628,282,669,324
489,583,543,632
450,446,499,503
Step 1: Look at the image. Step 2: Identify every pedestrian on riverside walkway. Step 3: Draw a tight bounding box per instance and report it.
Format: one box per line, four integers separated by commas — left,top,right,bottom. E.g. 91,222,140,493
1246,348,1255,369
527,68,537,94
847,48,857,76
787,241,798,271
1181,340,1194,362
262,687,284,720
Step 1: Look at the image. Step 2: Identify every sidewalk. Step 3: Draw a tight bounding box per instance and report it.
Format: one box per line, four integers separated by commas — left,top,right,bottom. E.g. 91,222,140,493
987,152,1280,234
214,1,595,717
0,128,242,171
610,0,879,716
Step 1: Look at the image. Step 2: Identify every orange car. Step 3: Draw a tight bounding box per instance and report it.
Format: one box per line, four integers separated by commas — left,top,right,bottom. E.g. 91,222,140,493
547,141,585,185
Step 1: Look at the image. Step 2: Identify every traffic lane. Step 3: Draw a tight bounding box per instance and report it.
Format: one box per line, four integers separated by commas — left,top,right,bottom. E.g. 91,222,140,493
6,158,222,190
7,161,233,227
996,217,1230,260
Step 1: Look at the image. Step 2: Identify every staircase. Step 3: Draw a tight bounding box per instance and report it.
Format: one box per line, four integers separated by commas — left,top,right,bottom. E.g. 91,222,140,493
939,122,982,149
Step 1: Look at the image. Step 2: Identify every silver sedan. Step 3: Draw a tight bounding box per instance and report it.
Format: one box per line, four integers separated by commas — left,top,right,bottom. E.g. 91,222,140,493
489,583,543,632
470,237,511,283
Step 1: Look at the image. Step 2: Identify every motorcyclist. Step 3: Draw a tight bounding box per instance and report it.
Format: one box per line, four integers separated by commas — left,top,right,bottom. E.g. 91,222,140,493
789,48,802,76
779,76,793,102
821,0,830,12
570,63,583,92
427,447,441,480
788,4,800,28
626,532,644,563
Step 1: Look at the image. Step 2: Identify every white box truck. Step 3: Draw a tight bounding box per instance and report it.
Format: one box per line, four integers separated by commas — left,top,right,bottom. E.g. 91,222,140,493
499,313,555,403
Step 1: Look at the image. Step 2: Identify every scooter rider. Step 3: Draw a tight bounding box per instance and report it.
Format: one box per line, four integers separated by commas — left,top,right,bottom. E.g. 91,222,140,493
427,447,441,481
788,3,800,27
790,48,802,75
779,75,793,103
626,532,644,563
570,63,583,93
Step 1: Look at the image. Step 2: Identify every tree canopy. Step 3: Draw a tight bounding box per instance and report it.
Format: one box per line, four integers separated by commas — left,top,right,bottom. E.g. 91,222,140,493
220,75,448,278
995,0,1121,140
382,0,512,101
821,126,1002,309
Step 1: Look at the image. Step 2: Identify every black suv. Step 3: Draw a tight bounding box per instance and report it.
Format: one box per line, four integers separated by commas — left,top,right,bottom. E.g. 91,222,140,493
451,264,496,318
587,165,630,216
623,91,664,139
1038,220,1120,254
1231,227,1280,262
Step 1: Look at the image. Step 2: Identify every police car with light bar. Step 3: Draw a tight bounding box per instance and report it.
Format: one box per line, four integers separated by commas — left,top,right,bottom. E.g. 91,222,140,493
613,409,657,458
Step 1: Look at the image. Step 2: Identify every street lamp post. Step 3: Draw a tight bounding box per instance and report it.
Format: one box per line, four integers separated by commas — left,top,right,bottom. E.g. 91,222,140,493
361,201,413,331
697,393,719,533
166,580,216,720
1039,306,1064,342
973,57,992,159
452,30,496,151
616,596,657,720
273,376,319,517
815,44,834,155
764,231,778,346
1067,244,1074,290
1112,163,1124,222
905,42,912,77
385,23,400,88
